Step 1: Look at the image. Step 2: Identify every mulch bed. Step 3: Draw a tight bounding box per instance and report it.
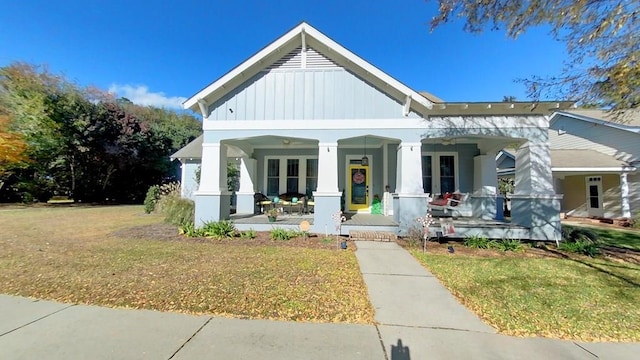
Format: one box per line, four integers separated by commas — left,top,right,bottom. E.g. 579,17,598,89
111,223,353,251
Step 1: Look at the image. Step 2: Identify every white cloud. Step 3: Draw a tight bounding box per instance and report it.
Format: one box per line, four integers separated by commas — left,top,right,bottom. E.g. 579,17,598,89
108,84,186,109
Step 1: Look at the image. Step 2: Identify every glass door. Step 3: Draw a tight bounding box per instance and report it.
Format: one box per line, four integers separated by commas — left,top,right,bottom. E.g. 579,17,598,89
348,165,369,211
586,176,603,217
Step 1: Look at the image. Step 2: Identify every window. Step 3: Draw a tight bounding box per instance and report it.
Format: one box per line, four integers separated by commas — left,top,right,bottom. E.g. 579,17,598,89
266,159,279,196
264,156,317,196
286,159,299,193
421,153,457,195
306,159,318,197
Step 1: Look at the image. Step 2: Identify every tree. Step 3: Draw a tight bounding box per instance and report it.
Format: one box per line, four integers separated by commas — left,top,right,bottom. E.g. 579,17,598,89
428,0,639,115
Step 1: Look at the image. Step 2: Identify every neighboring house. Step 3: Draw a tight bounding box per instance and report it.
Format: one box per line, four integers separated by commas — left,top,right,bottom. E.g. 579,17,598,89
497,109,640,219
173,22,573,240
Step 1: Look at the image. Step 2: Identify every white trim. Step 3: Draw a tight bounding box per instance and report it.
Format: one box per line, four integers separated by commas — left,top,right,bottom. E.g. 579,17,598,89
184,22,433,112
585,176,604,217
263,155,318,196
421,151,459,195
202,116,545,131
345,154,374,213
382,141,388,188
552,167,635,172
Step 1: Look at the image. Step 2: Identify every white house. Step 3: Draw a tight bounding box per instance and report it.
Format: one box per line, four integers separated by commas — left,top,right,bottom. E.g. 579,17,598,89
174,22,573,240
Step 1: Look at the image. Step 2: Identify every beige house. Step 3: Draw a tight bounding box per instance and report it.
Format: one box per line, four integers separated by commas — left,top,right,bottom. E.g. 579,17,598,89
498,109,640,219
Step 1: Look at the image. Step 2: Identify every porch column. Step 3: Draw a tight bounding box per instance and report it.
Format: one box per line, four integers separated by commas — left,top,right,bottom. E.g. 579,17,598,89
394,141,429,235
312,142,342,234
472,153,499,220
235,157,258,214
511,141,562,241
621,172,631,218
195,142,231,226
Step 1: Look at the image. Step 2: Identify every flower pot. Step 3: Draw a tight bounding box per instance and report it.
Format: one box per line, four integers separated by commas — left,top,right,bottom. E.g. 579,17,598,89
268,216,277,223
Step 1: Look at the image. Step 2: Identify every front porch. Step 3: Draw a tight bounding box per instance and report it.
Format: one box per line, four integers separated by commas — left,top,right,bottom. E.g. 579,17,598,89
231,212,529,239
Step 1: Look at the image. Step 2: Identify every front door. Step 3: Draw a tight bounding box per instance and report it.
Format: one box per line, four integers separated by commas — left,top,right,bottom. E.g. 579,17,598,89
586,176,603,217
348,165,369,211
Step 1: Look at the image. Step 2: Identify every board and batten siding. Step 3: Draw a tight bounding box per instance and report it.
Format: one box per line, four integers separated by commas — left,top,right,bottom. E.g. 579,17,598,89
549,115,640,161
206,46,417,121
208,69,415,121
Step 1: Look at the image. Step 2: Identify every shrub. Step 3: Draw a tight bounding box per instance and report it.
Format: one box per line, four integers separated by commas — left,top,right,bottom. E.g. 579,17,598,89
559,226,601,257
404,226,425,248
143,185,161,214
495,239,524,252
464,235,492,249
179,222,203,237
201,220,236,239
270,228,301,241
155,182,194,226
559,240,600,257
239,229,257,240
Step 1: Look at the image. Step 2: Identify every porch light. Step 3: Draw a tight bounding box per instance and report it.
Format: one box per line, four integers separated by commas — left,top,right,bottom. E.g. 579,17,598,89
361,136,369,166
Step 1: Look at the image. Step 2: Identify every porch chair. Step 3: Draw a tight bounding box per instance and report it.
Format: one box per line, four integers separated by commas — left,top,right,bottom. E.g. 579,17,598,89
428,192,470,217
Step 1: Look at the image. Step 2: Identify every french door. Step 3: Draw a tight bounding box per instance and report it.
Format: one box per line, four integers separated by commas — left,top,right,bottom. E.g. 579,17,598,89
422,153,458,195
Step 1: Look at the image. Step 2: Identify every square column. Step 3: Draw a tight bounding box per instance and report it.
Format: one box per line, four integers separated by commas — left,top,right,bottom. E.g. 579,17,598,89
312,142,342,234
394,142,429,236
621,172,631,218
316,143,339,193
195,142,231,226
236,157,258,214
511,141,562,241
472,153,499,220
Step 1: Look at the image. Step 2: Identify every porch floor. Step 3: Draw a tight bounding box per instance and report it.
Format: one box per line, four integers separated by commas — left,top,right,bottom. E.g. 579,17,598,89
230,213,531,239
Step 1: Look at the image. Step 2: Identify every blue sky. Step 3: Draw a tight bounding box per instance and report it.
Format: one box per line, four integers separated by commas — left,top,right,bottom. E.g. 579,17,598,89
0,0,568,110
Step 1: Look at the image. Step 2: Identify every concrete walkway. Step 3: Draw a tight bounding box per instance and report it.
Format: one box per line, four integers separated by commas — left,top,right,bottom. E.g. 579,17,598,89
355,241,639,360
1,241,638,359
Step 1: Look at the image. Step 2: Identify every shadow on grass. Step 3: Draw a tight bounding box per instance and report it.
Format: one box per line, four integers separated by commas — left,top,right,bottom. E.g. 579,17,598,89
541,247,640,288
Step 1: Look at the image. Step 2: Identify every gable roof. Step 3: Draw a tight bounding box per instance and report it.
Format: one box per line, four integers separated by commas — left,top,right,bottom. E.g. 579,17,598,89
551,109,640,134
551,149,630,169
170,135,202,160
183,22,434,115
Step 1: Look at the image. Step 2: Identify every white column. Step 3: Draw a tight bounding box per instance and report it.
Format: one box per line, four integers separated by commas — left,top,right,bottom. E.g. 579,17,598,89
396,142,423,194
473,153,498,195
238,157,257,193
621,172,631,218
198,142,228,194
514,141,554,195
316,142,339,193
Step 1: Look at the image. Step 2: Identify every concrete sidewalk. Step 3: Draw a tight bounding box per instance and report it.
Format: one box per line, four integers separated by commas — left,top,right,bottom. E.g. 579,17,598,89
354,240,640,360
1,241,638,359
0,295,383,360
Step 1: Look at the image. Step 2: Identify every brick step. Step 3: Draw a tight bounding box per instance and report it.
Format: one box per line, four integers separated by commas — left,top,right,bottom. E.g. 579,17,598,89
349,230,397,242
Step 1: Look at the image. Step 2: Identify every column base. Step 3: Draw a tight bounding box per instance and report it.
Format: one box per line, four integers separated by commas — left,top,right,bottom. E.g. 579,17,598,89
471,194,497,220
393,193,430,236
194,191,231,227
311,192,342,234
511,194,563,241
235,191,257,215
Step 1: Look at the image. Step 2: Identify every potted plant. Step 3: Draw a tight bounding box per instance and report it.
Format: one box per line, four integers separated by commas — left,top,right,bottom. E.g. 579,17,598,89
267,208,279,222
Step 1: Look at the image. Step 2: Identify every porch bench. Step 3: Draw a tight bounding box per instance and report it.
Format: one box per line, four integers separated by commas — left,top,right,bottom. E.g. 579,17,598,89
429,192,471,218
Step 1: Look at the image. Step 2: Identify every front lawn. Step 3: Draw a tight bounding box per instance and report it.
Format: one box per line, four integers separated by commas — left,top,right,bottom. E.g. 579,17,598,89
410,245,640,341
562,223,640,251
0,205,373,323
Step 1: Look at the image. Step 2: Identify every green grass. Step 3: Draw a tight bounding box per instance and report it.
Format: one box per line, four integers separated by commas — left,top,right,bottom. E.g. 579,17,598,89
0,205,373,324
563,224,640,251
411,250,640,341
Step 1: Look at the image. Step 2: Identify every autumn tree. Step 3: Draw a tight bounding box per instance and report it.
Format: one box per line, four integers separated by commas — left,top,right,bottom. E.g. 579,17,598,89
428,0,639,114
0,62,202,202
0,114,29,191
